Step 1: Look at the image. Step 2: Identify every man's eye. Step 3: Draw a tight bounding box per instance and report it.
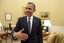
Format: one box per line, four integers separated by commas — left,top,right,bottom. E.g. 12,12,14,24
25,7,32,10
25,8,27,9
28,8,32,10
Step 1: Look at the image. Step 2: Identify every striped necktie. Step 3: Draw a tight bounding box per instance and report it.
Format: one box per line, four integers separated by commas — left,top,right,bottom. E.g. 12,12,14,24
28,17,31,34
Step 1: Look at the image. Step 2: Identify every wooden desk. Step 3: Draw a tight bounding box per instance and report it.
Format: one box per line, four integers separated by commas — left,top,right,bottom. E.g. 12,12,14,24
5,27,15,31
0,27,14,43
0,32,6,38
0,32,6,43
5,27,13,43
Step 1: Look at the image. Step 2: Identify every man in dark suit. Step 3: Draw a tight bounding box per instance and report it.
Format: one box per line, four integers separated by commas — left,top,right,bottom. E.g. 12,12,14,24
11,2,42,43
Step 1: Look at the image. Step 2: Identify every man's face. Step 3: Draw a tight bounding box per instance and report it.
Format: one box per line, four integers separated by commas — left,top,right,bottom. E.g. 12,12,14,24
25,4,36,17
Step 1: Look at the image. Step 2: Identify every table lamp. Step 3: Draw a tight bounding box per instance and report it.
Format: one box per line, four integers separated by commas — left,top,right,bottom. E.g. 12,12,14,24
0,22,2,33
43,20,52,32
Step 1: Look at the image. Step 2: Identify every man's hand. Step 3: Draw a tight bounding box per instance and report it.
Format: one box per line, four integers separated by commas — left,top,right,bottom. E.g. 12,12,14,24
14,28,28,41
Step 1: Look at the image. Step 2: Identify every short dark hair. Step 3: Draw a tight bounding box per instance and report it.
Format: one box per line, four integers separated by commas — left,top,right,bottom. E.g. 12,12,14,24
27,2,36,9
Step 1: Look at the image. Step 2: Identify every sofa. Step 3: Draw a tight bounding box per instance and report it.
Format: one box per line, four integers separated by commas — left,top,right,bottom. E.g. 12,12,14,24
43,32,64,43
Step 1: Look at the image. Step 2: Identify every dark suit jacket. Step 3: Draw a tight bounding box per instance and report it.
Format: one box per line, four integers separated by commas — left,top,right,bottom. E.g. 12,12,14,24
11,16,42,43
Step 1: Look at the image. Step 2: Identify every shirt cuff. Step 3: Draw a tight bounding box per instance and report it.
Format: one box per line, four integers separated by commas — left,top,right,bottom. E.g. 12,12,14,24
13,32,17,39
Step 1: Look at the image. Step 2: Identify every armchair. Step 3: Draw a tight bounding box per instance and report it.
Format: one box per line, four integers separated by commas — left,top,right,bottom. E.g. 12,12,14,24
43,32,64,43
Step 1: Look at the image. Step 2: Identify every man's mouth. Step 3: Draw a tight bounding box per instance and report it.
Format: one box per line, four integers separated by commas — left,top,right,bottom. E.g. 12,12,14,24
25,11,30,14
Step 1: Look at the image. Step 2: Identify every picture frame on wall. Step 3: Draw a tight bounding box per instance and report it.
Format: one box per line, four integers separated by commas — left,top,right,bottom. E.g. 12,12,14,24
5,13,12,21
40,12,50,20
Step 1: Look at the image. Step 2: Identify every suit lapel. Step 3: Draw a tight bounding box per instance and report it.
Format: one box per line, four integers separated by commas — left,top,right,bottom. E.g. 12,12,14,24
24,16,29,34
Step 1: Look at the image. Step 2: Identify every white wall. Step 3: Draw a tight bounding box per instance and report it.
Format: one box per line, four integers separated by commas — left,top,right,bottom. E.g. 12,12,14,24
0,0,64,26
49,26,64,34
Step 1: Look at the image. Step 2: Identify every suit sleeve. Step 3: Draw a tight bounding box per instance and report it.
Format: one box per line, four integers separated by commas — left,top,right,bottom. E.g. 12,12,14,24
13,18,21,32
11,18,21,40
37,19,43,43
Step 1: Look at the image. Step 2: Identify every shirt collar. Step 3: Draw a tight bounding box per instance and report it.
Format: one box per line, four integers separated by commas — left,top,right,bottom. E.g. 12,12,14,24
27,15,33,20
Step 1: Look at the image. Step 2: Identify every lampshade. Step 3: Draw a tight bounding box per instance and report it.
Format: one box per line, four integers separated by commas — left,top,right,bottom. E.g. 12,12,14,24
44,20,52,26
0,22,2,33
0,22,2,26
